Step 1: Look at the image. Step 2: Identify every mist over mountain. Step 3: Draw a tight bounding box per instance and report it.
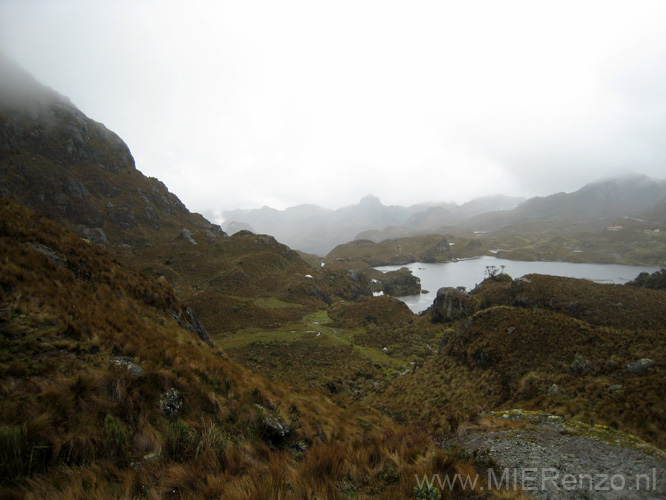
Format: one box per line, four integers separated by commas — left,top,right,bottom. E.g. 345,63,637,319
220,195,430,255
221,194,524,255
220,176,666,255
450,174,666,235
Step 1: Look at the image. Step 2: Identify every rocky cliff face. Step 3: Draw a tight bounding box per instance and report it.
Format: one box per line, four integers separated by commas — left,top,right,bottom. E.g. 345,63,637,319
431,286,475,324
0,55,133,173
0,53,213,248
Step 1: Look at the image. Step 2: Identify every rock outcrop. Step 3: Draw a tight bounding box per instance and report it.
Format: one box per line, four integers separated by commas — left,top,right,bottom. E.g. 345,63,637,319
430,287,476,323
627,358,656,374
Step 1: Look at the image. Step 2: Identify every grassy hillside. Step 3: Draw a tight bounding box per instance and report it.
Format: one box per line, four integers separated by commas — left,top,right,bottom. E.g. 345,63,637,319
0,199,519,499
0,147,371,332
215,296,446,403
371,274,666,447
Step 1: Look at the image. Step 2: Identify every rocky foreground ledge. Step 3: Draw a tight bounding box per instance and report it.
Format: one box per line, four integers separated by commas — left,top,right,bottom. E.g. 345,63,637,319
454,410,666,500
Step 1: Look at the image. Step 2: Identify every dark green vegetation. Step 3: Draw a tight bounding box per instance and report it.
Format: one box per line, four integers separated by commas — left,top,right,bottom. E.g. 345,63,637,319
627,268,666,290
375,268,422,296
325,218,665,299
470,218,666,267
324,236,452,296
217,296,443,401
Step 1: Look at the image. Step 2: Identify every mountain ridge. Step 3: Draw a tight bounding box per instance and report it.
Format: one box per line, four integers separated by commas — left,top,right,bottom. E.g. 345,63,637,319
324,174,666,270
220,174,666,256
221,194,523,254
0,54,370,335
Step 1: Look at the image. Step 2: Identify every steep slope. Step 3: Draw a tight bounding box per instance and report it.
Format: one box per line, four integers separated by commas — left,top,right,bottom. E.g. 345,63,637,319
0,54,368,333
0,53,198,245
0,198,507,499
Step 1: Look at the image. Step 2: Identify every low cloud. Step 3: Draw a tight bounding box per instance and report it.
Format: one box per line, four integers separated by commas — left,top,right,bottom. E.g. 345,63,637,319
2,1,665,211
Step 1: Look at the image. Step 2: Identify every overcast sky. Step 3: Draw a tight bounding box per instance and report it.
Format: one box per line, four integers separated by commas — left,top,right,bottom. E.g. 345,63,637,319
2,1,666,214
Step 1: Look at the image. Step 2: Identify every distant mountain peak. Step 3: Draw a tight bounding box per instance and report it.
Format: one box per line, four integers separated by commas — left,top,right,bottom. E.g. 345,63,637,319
359,194,382,206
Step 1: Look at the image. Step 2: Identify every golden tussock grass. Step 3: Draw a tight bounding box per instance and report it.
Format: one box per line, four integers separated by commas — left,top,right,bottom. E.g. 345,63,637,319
0,199,531,499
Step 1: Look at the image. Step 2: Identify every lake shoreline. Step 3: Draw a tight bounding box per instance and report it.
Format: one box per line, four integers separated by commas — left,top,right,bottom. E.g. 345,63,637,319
375,256,662,313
